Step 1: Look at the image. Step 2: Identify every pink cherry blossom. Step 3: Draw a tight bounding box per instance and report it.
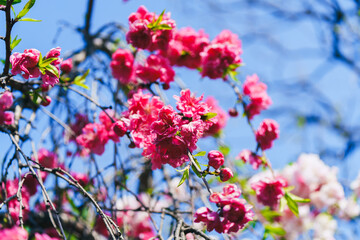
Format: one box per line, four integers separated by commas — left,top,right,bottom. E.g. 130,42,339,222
220,167,233,182
203,96,227,136
60,58,73,73
243,74,272,119
35,233,60,240
200,30,242,80
41,47,62,87
126,6,175,51
37,148,58,169
237,149,264,170
162,27,209,69
174,89,210,118
10,49,41,79
255,119,279,150
207,150,224,169
251,177,287,208
195,184,253,234
0,226,28,240
110,48,135,84
136,54,174,85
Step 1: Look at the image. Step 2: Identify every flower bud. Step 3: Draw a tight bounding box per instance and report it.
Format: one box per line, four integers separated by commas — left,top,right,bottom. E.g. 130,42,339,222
228,108,238,117
220,168,233,182
208,150,224,169
113,120,127,137
41,96,52,106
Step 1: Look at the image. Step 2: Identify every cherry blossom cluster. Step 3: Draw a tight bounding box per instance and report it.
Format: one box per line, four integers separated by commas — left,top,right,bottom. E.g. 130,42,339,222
248,153,360,239
0,91,14,125
110,6,244,89
126,5,176,51
76,110,127,156
124,89,223,169
2,148,57,223
10,47,62,87
194,184,253,234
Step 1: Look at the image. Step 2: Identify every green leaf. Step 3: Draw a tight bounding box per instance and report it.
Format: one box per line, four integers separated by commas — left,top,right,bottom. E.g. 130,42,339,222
219,145,230,156
154,10,165,27
0,0,21,5
264,224,286,236
284,192,299,217
286,192,310,203
39,57,57,68
260,208,282,222
73,69,90,90
279,196,286,212
201,112,217,120
193,151,206,157
16,0,35,20
228,70,239,82
18,18,41,22
10,35,21,50
44,64,59,77
191,164,202,178
177,168,189,187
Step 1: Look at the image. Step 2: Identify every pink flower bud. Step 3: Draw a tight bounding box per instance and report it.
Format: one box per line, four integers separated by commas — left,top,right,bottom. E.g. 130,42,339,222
60,58,73,73
220,167,233,182
113,120,127,137
41,96,52,106
228,108,238,117
208,150,224,169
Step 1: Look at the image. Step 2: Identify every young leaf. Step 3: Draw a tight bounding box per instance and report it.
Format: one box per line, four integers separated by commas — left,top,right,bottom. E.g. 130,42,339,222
264,224,286,236
284,192,299,217
18,18,41,22
44,64,59,78
193,151,206,157
73,69,90,90
191,164,202,178
10,35,21,50
286,192,310,203
177,168,189,187
39,57,57,68
201,112,217,120
16,0,35,20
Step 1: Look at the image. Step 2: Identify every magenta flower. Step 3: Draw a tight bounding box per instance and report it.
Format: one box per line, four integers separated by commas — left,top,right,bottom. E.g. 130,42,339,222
237,149,264,170
10,49,41,79
60,58,73,73
208,150,225,169
220,167,234,182
110,48,135,84
162,27,209,69
195,184,253,234
243,74,272,119
136,54,175,85
251,177,287,208
255,119,280,150
0,226,28,240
